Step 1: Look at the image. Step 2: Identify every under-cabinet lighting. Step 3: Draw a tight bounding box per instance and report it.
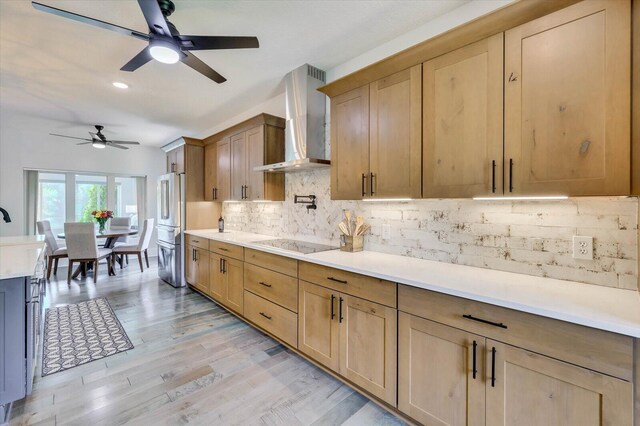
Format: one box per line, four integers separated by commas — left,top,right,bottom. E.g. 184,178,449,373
362,198,413,202
252,200,273,203
473,196,569,201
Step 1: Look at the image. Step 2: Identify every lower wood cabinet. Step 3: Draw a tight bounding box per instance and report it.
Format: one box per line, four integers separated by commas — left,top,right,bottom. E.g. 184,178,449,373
298,281,397,406
486,340,632,426
398,313,485,425
209,252,243,315
185,244,209,293
398,312,634,426
244,290,297,347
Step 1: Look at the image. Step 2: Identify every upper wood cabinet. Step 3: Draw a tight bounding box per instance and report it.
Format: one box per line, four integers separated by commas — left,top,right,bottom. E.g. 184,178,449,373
423,34,504,198
486,339,632,426
166,147,184,174
203,114,286,202
331,66,422,200
504,0,630,196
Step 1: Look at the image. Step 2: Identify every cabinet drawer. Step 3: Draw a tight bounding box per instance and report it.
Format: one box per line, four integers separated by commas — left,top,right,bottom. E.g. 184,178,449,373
244,248,297,277
186,234,208,250
398,285,634,381
244,291,297,347
209,240,243,260
299,262,397,308
244,263,298,312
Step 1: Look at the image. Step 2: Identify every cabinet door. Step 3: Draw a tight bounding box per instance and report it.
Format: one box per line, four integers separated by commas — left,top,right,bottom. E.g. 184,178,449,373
216,137,231,202
209,252,225,303
166,150,177,173
185,245,196,285
298,281,340,372
223,257,243,315
0,277,26,405
485,340,632,426
204,143,217,201
339,294,397,406
230,132,247,200
194,247,209,291
370,65,422,198
423,34,504,198
398,313,485,426
246,125,265,201
330,86,370,200
504,0,630,196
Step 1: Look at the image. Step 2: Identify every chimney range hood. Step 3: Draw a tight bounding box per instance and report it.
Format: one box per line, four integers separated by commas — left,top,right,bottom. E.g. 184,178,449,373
254,64,329,172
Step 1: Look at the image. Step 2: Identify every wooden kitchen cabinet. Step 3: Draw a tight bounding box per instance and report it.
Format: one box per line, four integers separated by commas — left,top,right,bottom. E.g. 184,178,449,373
166,146,184,174
209,253,243,315
398,312,485,426
230,132,247,201
423,34,504,198
216,138,231,201
369,65,421,198
297,281,397,406
504,0,630,196
298,280,340,371
203,142,217,201
485,340,633,426
331,67,421,200
185,244,209,293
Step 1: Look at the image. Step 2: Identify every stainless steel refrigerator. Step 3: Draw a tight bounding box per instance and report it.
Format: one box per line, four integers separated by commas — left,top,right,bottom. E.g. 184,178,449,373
157,172,185,287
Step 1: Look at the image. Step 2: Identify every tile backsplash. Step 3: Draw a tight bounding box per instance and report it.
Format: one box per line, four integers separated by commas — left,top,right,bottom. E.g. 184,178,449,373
223,169,639,290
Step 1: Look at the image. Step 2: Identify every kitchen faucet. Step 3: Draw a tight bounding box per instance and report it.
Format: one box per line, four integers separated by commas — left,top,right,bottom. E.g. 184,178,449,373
0,207,11,223
294,195,317,213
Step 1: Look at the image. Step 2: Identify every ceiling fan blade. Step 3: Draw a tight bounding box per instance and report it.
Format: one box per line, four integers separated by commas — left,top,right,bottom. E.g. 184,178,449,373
180,51,226,83
177,35,259,51
50,133,92,142
32,2,149,41
137,0,172,37
120,48,153,72
76,142,92,145
107,140,140,145
108,143,129,150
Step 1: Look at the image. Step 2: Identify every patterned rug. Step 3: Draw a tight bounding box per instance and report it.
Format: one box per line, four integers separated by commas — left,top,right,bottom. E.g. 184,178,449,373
42,298,133,376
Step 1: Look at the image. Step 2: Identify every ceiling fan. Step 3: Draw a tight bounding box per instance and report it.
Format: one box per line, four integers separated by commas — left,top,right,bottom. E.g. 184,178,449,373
50,125,141,150
31,0,259,83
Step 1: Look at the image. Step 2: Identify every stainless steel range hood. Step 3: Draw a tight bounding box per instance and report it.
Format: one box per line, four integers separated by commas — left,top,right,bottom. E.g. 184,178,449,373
254,64,329,172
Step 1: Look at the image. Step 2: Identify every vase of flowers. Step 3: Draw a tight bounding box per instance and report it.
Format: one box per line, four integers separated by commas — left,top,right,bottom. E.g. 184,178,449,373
92,210,113,234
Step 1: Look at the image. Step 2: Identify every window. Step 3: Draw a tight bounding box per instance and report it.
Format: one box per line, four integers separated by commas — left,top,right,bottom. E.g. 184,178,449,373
37,173,66,234
75,174,107,222
115,176,138,228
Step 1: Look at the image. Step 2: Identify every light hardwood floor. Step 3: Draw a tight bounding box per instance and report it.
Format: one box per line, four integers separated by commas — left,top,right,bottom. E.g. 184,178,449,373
9,261,405,426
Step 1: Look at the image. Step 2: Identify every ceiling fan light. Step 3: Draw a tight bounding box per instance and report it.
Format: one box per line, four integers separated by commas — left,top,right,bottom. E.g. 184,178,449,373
149,40,180,64
92,140,106,149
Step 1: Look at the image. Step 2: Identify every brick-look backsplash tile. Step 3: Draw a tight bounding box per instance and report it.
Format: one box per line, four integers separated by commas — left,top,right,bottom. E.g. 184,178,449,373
222,168,639,289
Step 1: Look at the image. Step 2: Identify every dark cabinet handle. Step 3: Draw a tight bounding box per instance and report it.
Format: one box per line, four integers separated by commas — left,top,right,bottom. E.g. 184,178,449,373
222,259,227,273
259,281,272,288
259,312,272,320
330,294,335,320
491,160,496,193
327,276,347,284
219,258,223,273
370,172,376,195
339,297,344,323
491,346,496,387
192,239,200,243
472,340,478,379
361,173,367,197
462,314,507,329
194,249,198,262
218,247,229,252
509,159,514,192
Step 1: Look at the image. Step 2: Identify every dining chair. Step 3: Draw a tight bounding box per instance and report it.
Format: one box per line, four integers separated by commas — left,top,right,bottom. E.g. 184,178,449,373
110,216,132,246
37,220,68,281
64,222,114,284
113,218,154,272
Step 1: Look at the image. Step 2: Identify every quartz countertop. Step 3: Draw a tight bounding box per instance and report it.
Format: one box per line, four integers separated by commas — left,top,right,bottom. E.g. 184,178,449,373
0,236,45,280
186,229,640,338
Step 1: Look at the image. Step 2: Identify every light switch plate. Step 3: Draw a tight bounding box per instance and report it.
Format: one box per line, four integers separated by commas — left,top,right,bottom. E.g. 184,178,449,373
572,236,593,260
382,224,391,240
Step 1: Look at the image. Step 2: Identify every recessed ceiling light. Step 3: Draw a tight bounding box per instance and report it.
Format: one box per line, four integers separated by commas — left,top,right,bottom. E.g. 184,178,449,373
112,82,128,89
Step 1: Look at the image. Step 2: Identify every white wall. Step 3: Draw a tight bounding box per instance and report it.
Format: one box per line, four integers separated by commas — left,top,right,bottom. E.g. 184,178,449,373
0,110,166,253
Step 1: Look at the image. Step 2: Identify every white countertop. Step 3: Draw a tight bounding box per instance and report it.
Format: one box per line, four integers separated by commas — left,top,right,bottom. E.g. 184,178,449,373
0,236,45,280
187,229,640,338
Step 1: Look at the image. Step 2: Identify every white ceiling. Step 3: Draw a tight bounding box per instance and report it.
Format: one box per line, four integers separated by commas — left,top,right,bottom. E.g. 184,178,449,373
0,0,467,146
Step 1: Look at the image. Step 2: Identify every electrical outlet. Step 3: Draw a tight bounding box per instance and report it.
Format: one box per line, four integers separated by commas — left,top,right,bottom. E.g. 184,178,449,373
572,236,593,260
382,224,391,240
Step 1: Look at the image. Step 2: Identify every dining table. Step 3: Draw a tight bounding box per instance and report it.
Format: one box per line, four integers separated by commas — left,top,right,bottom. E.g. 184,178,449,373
57,228,138,277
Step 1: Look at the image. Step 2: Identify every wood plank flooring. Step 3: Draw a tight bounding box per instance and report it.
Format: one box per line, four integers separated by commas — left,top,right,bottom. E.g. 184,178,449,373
9,261,405,426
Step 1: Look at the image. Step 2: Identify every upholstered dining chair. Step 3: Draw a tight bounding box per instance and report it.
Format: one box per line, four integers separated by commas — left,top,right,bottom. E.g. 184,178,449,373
110,216,132,244
37,220,68,281
64,222,114,284
113,218,154,272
